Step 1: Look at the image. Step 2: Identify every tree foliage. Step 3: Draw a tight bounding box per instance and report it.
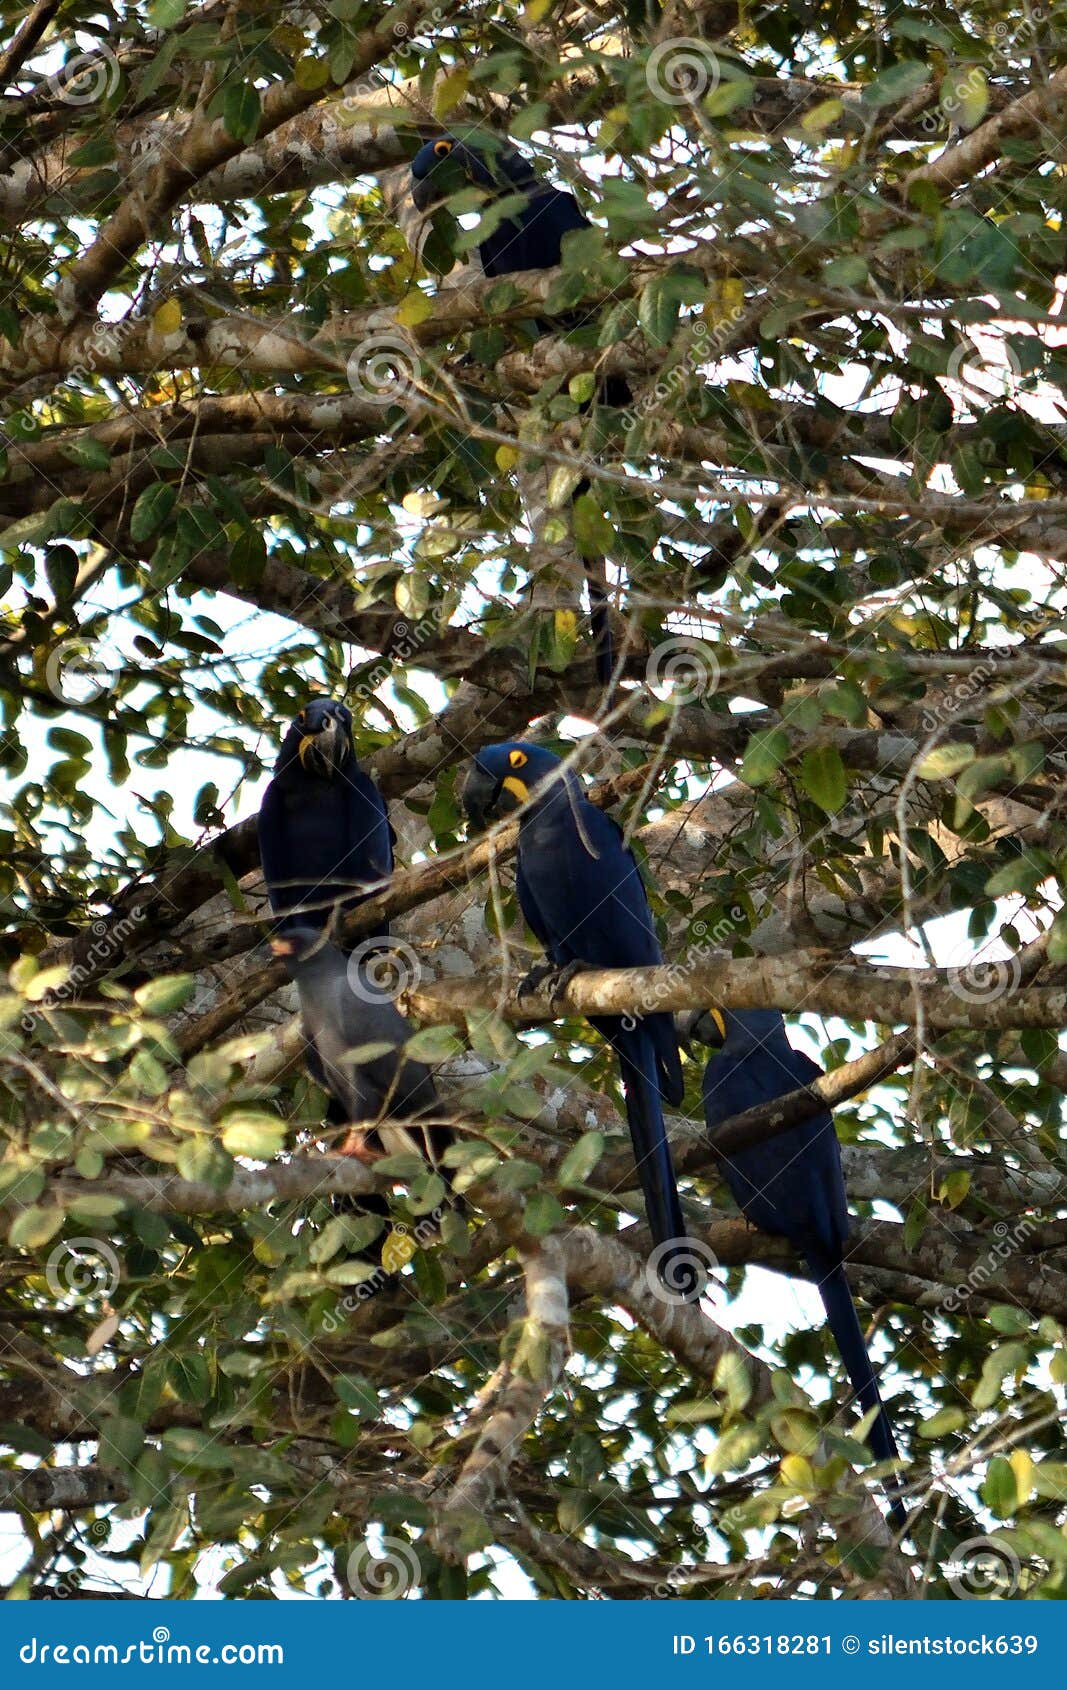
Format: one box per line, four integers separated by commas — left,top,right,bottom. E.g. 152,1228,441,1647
1,0,1067,1600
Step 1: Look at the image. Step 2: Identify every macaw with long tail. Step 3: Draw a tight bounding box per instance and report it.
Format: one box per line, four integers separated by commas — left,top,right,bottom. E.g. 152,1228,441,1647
462,741,702,1300
688,1006,906,1528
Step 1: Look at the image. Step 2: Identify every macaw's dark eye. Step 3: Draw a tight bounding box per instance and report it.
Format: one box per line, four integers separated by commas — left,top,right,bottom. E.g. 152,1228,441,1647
434,139,453,157
296,712,307,729
508,749,528,769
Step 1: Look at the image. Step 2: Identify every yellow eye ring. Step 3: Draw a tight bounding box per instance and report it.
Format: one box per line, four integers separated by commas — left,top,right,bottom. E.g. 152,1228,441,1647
434,139,453,157
508,749,527,768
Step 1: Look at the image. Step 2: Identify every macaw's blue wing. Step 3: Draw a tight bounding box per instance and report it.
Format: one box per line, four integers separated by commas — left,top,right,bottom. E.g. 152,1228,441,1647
515,776,692,1291
258,706,394,947
703,1012,904,1526
478,184,591,276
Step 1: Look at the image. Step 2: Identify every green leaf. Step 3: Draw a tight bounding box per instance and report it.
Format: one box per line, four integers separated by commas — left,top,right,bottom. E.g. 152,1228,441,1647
940,66,989,131
572,493,615,558
703,77,754,118
523,1191,566,1236
129,482,177,543
988,1305,1032,1336
134,975,197,1015
918,1407,968,1438
9,1207,64,1249
798,744,847,813
334,1373,379,1417
638,276,682,346
557,1131,605,1187
981,1455,1018,1519
148,0,187,24
222,82,261,145
220,1113,286,1159
862,60,931,110
161,1428,235,1470
916,742,976,779
739,727,790,786
167,1351,212,1404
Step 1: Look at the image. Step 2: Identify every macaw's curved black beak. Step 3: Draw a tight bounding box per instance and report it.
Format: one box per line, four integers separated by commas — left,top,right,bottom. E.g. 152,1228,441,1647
297,713,348,778
461,761,503,834
412,173,440,213
676,1008,727,1052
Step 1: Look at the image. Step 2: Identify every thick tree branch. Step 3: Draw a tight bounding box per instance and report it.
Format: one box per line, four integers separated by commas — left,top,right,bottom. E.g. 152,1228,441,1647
56,0,439,317
408,950,1067,1034
905,64,1067,197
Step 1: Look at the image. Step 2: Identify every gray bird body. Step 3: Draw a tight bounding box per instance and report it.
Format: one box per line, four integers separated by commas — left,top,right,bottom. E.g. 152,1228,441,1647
277,928,446,1168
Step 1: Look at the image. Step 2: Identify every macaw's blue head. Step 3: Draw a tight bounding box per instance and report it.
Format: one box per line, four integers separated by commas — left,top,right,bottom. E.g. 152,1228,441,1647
680,1007,788,1051
461,741,564,831
278,698,354,780
410,134,497,211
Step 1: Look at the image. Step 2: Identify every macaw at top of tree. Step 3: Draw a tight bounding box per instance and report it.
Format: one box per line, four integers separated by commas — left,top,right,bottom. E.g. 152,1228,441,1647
410,132,626,689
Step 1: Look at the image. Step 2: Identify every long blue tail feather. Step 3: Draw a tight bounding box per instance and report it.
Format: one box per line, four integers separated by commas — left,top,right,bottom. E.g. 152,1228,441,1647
814,1258,906,1528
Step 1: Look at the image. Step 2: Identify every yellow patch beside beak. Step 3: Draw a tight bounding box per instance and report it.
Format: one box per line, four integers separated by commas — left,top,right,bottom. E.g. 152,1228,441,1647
709,1008,727,1041
502,776,529,804
297,734,317,767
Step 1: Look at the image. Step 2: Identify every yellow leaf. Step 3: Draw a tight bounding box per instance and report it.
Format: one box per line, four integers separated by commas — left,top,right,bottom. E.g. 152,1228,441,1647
1010,1448,1033,1504
704,277,746,328
152,299,183,336
23,965,71,1002
381,1230,416,1274
554,609,578,643
294,54,330,90
801,98,844,134
434,67,469,117
396,290,433,328
87,1311,119,1357
495,445,520,472
780,1453,814,1490
401,491,441,516
522,0,554,22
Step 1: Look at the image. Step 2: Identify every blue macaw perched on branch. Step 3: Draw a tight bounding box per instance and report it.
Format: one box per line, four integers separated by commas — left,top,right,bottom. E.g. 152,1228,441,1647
257,698,394,947
462,741,701,1300
410,133,624,689
410,133,593,279
690,1007,906,1527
